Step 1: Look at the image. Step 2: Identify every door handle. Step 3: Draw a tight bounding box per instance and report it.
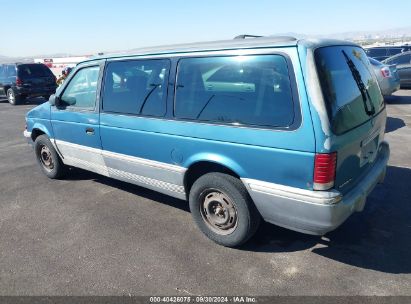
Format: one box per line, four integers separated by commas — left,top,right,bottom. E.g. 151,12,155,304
85,127,95,135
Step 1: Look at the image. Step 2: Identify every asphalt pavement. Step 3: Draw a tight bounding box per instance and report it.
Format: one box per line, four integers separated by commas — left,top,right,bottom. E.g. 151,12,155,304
0,91,410,295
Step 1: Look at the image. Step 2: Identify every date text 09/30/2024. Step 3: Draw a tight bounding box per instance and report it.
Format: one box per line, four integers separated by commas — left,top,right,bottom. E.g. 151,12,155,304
149,296,257,303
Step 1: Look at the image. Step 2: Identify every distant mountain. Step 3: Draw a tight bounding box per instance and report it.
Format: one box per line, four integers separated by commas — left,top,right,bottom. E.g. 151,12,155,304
0,55,33,64
276,26,411,41
324,27,411,40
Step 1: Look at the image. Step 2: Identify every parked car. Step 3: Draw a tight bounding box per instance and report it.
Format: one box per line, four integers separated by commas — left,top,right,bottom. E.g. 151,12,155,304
368,57,400,96
382,51,411,88
0,63,57,105
23,37,390,247
365,45,411,61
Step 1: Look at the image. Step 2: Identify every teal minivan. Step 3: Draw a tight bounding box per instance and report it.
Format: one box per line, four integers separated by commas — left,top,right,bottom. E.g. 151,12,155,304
24,36,390,247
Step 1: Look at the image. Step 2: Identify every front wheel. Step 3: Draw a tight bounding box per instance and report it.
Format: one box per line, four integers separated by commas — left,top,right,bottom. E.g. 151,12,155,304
34,135,67,179
189,173,261,247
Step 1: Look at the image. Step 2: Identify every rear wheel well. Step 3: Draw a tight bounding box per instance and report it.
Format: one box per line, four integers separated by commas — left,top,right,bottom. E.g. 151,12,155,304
184,161,240,196
31,129,45,141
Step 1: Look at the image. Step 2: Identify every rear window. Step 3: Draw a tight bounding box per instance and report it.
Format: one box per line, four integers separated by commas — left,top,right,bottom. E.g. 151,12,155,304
174,55,295,128
315,46,384,135
18,64,52,78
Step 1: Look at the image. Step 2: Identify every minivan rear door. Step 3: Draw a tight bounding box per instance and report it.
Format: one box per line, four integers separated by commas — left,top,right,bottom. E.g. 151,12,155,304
315,46,386,194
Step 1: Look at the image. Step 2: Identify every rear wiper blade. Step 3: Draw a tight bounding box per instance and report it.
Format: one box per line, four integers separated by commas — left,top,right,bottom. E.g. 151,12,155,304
341,50,375,116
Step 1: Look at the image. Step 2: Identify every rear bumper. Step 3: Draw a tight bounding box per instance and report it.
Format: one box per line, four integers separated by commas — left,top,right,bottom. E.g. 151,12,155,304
242,141,390,235
380,78,400,96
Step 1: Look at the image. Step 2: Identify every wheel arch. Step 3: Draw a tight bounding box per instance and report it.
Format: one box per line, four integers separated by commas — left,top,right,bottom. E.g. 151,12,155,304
31,124,52,141
183,155,245,196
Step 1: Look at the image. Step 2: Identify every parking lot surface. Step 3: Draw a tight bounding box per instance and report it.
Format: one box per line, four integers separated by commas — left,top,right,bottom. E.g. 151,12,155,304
0,91,410,296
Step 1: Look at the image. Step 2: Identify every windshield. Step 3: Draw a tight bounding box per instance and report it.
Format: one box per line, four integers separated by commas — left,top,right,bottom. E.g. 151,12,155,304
315,46,384,135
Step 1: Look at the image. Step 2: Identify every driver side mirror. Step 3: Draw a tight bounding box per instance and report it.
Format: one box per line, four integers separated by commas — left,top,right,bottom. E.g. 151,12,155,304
49,94,58,106
49,95,68,107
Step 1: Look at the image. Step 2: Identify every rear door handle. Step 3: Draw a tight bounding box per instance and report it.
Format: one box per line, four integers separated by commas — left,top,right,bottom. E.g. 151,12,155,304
85,127,95,135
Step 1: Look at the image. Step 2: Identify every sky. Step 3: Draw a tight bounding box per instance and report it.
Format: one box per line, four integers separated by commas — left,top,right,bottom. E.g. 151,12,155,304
1,0,411,57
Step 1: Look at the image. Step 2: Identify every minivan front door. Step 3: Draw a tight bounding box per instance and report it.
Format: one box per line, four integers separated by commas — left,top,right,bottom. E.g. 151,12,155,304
51,63,106,175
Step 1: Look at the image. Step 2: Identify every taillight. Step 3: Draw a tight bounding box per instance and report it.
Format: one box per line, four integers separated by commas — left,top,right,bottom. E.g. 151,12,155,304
313,152,337,190
381,67,391,78
16,77,23,86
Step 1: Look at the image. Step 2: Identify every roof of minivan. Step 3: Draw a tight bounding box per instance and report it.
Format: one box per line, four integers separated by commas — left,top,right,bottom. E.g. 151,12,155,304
80,36,359,63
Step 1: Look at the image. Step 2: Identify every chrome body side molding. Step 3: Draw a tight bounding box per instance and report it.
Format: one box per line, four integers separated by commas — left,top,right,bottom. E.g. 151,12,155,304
242,178,342,205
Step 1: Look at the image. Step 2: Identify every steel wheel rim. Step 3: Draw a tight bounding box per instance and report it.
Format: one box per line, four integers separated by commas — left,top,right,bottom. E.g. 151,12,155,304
39,145,54,171
199,189,238,235
8,91,15,103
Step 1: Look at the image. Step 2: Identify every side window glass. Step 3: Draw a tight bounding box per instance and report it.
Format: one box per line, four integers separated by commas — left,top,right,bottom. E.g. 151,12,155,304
102,59,170,117
174,55,294,127
61,66,100,109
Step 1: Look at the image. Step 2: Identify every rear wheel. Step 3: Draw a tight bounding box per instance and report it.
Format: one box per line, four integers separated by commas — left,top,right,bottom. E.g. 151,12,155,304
7,89,21,105
34,135,67,179
189,173,261,247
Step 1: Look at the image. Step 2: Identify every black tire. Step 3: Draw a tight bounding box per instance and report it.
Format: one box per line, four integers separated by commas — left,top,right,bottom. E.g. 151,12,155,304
7,88,21,105
34,135,67,179
189,173,261,247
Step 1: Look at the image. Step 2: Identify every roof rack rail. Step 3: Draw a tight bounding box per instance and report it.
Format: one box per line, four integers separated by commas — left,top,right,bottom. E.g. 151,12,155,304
234,34,263,40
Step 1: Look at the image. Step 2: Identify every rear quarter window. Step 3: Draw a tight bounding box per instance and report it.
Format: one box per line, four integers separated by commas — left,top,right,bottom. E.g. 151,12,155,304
174,54,295,128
